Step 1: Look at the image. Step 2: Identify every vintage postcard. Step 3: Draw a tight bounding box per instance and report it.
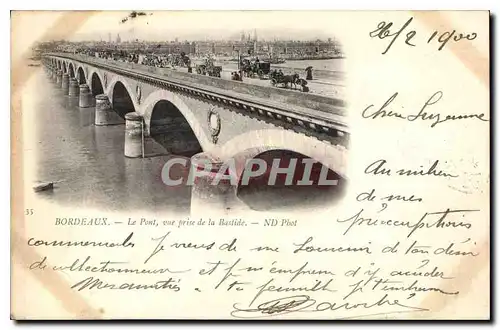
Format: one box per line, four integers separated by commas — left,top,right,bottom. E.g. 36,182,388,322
10,10,490,320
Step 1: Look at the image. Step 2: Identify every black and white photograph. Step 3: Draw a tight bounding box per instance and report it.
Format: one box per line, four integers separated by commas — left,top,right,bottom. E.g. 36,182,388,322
10,10,490,320
27,11,348,216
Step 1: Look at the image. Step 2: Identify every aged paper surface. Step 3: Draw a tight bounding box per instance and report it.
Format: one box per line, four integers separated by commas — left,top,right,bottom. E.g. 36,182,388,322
11,11,490,320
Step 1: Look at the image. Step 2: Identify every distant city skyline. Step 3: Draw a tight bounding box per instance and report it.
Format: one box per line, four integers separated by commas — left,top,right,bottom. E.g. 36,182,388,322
55,28,337,44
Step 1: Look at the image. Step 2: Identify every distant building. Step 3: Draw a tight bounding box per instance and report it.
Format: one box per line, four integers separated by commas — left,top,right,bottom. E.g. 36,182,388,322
231,41,255,57
264,40,339,59
145,41,196,55
39,37,342,59
213,41,233,56
195,41,214,55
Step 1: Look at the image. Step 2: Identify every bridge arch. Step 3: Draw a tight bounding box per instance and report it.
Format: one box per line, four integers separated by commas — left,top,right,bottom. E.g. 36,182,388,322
90,71,105,96
149,100,203,156
110,80,136,118
68,62,75,78
76,66,86,84
62,61,67,74
219,129,348,179
141,90,211,152
108,77,139,113
219,129,348,210
57,60,61,70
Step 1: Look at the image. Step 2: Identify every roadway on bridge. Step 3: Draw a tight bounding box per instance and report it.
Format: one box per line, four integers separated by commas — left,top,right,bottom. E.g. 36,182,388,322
176,65,346,99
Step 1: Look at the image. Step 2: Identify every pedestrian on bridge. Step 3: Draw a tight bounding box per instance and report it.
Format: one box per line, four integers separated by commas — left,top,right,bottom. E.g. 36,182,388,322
305,66,313,80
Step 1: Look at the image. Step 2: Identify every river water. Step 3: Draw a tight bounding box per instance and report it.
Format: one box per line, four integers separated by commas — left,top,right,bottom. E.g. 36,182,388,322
271,58,345,72
33,69,191,215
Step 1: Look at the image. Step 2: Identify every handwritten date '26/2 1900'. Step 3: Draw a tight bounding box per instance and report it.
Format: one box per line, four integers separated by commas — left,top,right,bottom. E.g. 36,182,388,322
369,17,477,55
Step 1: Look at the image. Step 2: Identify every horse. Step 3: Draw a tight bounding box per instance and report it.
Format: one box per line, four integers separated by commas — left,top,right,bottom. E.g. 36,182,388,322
240,63,253,77
297,78,309,92
279,73,300,89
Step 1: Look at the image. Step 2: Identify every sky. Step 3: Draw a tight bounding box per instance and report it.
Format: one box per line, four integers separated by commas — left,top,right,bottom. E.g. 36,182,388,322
11,11,343,59
25,11,340,42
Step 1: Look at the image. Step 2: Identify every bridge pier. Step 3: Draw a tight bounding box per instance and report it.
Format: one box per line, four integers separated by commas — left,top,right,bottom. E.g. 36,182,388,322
44,64,51,77
61,73,70,95
190,152,238,217
78,84,93,108
95,94,125,126
68,78,79,96
124,112,144,158
49,66,56,80
60,71,66,88
56,70,62,85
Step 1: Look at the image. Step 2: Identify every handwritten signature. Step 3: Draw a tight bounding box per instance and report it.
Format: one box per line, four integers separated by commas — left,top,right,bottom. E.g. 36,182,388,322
231,293,428,319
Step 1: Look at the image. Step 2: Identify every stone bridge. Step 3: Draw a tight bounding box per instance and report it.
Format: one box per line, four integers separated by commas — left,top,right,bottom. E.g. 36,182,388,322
42,53,349,212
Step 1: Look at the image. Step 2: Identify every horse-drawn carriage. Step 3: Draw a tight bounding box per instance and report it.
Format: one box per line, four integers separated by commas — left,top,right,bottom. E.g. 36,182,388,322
196,64,222,77
270,71,299,88
195,57,222,77
240,58,271,79
270,71,309,92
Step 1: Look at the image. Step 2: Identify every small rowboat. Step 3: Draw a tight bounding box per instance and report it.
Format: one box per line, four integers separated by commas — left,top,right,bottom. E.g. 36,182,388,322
33,182,54,192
